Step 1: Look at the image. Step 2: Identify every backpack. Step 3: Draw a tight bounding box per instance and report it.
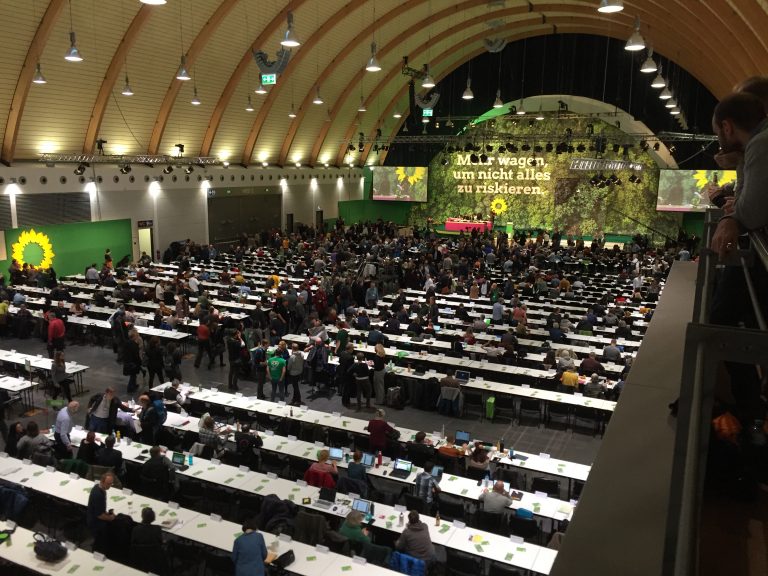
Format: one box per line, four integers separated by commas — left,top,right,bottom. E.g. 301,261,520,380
152,398,168,425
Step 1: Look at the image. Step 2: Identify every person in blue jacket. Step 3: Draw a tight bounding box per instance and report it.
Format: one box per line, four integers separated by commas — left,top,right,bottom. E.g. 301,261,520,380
232,517,273,576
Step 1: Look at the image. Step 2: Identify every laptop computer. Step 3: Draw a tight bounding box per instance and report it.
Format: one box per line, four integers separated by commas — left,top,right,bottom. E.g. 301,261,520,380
361,452,376,468
352,498,373,515
390,459,413,479
315,487,337,509
431,465,444,480
455,370,470,383
455,430,471,444
329,447,343,461
170,451,189,472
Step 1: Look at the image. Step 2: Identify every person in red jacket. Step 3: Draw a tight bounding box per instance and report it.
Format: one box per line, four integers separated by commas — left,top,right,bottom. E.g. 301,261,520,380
47,311,66,358
365,409,397,454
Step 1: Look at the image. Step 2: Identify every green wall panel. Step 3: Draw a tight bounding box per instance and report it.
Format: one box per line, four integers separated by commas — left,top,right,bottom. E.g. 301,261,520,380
338,199,411,225
1,219,132,277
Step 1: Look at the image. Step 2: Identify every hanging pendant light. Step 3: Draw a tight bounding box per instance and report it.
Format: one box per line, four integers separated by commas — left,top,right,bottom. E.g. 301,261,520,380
280,12,301,48
65,31,83,61
140,1,167,4
288,104,297,118
493,90,503,108
313,86,324,105
670,107,681,115
422,64,435,89
516,99,526,115
640,47,657,73
32,63,47,84
191,87,201,105
665,97,677,109
536,105,544,121
625,17,645,51
366,42,381,72
462,78,474,100
597,0,624,13
651,65,666,88
358,97,367,112
245,95,254,112
176,55,191,80
393,111,402,119
659,86,672,100
255,82,267,95
121,74,134,96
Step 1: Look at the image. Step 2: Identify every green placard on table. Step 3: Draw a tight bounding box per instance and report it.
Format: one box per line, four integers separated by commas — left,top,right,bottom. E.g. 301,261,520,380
292,487,301,492
159,509,168,517
288,494,295,501
475,544,484,553
460,489,468,495
225,478,234,484
58,480,68,486
448,476,457,481
341,566,352,572
516,546,526,552
306,556,317,562
505,553,514,561
439,524,450,534
197,523,207,528
67,565,80,574
93,566,104,572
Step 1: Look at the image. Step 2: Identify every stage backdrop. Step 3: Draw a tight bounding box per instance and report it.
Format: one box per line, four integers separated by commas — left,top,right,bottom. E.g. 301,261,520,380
410,116,681,238
0,219,132,277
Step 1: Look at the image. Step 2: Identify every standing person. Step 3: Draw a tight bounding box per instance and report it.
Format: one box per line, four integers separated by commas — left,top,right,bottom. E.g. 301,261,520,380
372,343,387,405
194,319,213,369
364,409,396,454
305,338,329,394
286,343,305,406
251,339,269,400
145,336,165,387
47,311,66,358
53,401,79,459
210,321,227,368
232,518,274,576
138,395,161,446
163,342,183,382
266,349,287,402
348,352,371,412
227,329,246,391
337,343,356,408
51,350,74,402
87,472,116,554
123,330,142,394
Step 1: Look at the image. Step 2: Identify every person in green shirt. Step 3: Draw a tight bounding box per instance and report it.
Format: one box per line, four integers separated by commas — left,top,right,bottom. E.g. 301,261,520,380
334,320,348,355
339,510,370,544
266,354,286,402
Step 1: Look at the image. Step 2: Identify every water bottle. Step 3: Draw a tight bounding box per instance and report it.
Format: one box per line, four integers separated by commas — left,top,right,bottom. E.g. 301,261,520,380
376,451,382,468
188,453,193,466
398,512,404,527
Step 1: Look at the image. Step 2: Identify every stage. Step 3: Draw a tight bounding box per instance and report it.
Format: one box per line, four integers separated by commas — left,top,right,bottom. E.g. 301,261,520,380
444,218,493,232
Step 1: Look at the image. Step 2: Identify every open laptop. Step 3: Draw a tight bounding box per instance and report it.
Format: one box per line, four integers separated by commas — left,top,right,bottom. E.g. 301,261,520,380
390,459,413,479
170,451,189,472
455,370,470,383
455,430,471,445
314,487,336,509
352,498,373,515
431,465,444,480
361,452,376,468
329,447,343,461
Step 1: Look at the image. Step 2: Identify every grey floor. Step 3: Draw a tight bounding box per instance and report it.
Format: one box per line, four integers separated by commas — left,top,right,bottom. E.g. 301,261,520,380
1,335,602,468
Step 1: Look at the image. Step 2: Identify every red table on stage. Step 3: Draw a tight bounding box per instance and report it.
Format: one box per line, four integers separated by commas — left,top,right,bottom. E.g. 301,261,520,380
444,218,492,232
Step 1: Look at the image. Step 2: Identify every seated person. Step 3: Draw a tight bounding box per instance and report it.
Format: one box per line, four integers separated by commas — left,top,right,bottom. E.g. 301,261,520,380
346,450,367,481
339,510,371,545
141,445,177,490
162,379,187,411
234,423,263,467
583,373,606,398
479,480,515,514
407,431,434,464
467,443,490,472
439,369,461,389
579,352,604,376
437,435,466,458
95,435,125,477
130,506,163,549
309,449,338,476
396,510,437,563
199,416,227,456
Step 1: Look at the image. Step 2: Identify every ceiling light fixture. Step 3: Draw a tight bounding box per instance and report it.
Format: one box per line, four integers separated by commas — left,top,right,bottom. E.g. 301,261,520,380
665,97,677,109
65,31,83,62
176,55,191,80
670,107,681,115
140,0,167,4
313,86,324,105
280,12,301,48
462,78,474,100
366,42,381,72
288,104,297,118
254,82,267,95
358,97,367,112
516,99,526,115
119,164,131,174
73,163,88,175
597,0,624,13
245,95,254,111
640,47,657,73
32,63,47,84
536,106,544,121
422,64,435,89
121,74,134,96
163,165,174,174
493,89,503,108
393,111,402,119
651,65,666,88
659,86,672,100
191,87,201,105
625,16,645,51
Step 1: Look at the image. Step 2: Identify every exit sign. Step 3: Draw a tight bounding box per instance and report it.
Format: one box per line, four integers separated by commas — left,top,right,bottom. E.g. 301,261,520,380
261,73,277,85
422,108,433,117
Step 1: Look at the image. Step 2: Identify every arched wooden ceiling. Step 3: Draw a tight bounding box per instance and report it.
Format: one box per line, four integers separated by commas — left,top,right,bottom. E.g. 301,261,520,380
1,0,766,167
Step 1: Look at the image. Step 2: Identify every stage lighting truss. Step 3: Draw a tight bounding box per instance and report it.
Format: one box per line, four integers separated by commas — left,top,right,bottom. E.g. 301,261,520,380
39,153,221,166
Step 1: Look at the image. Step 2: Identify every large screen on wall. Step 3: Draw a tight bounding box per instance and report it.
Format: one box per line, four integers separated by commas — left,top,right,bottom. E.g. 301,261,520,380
656,169,737,212
372,167,429,202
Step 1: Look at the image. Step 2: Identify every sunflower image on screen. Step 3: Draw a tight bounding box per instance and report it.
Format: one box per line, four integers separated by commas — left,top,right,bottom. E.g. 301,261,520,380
656,169,737,212
372,166,429,202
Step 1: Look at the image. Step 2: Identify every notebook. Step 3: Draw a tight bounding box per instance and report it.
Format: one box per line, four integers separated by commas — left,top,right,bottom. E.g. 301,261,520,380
329,447,343,461
352,498,372,515
170,451,189,472
455,370,470,383
455,430,471,444
390,459,413,479
361,453,376,468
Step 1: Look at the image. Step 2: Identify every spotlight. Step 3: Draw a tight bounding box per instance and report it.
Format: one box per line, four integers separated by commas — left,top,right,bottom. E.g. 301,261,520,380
609,174,618,183
589,175,599,186
640,140,649,151
585,124,594,135
464,143,473,152
73,163,88,176
498,146,505,154
628,174,637,183
576,143,586,152
479,153,488,163
185,166,194,175
510,144,518,153
469,153,479,164
119,164,131,174
505,143,514,153
669,145,676,154
653,142,660,151
441,157,449,166
162,165,174,174
521,143,531,152
534,145,543,153
348,144,355,152
485,145,493,153
545,143,553,153
612,143,620,153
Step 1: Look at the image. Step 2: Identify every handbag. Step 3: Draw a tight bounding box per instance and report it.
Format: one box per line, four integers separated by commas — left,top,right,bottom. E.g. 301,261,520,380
273,549,295,569
33,532,68,563
385,427,401,441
